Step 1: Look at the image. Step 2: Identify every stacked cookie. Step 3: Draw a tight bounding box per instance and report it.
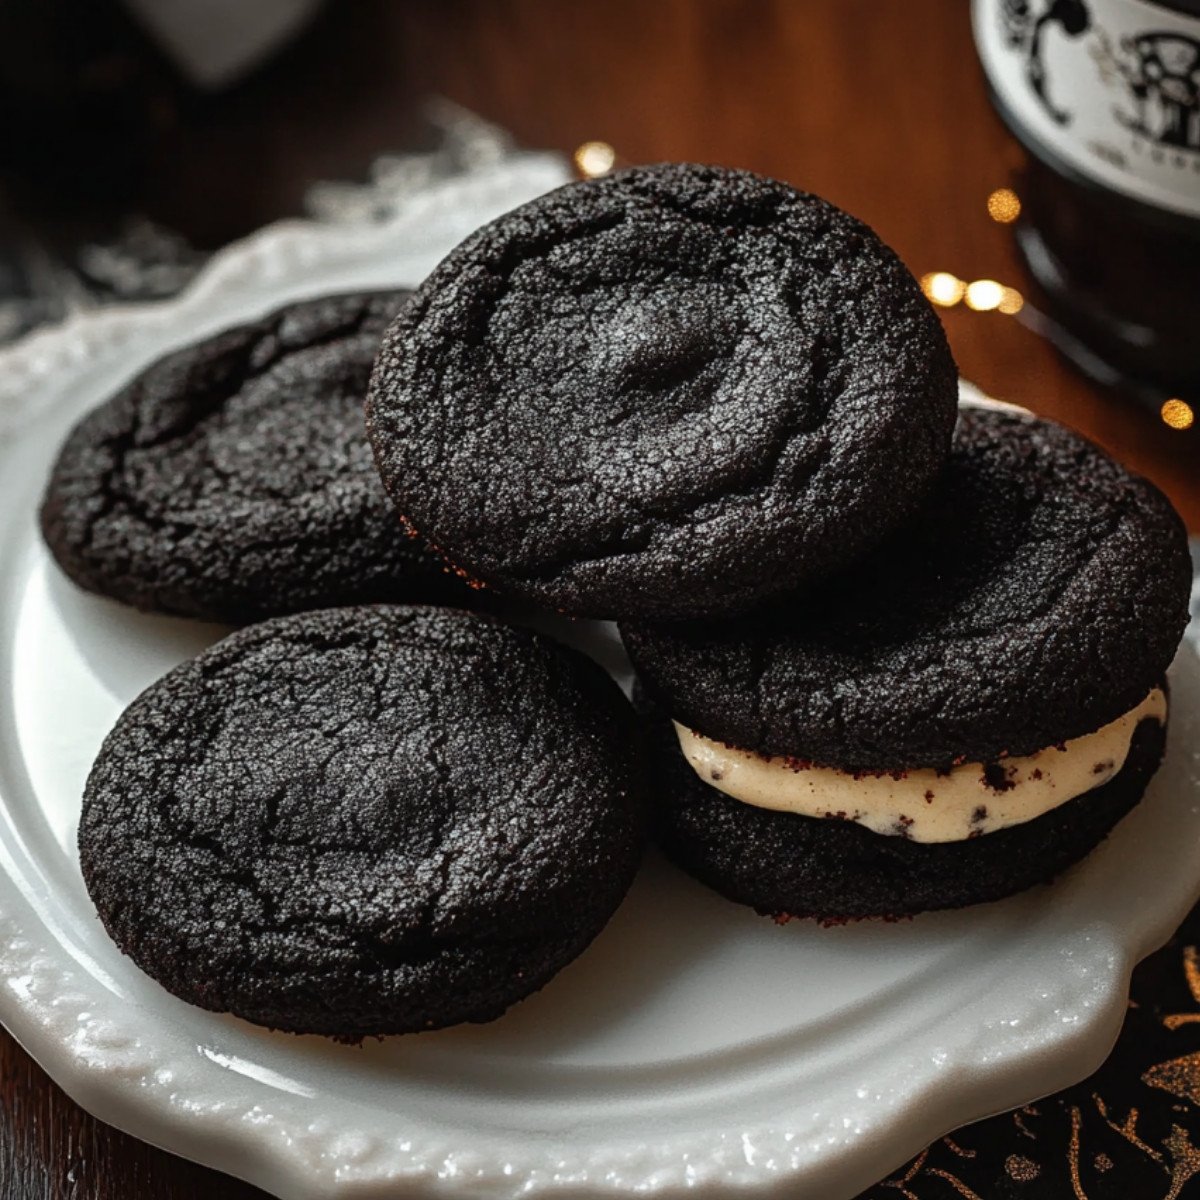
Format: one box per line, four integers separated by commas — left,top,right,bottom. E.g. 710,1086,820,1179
368,163,960,619
43,163,1193,1038
621,404,1188,919
365,163,1192,923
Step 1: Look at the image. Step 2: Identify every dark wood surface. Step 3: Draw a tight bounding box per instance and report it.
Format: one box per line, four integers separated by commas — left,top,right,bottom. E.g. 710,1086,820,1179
1,3,1197,1199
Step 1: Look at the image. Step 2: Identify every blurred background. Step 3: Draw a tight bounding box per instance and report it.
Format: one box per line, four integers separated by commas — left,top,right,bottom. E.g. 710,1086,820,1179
1,0,1196,522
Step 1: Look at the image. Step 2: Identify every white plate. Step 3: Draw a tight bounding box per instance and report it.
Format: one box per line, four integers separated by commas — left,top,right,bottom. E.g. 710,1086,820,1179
1,155,1199,1200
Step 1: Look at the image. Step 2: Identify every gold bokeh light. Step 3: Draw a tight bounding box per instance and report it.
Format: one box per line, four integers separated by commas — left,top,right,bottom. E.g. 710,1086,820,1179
964,279,1005,311
920,272,966,307
921,273,1024,315
574,141,616,179
997,286,1024,314
987,188,1022,223
1161,398,1195,430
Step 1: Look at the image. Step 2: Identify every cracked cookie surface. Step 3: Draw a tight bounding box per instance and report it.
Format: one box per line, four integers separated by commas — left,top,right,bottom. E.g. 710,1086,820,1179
622,407,1192,771
78,606,646,1037
41,290,467,623
366,163,958,619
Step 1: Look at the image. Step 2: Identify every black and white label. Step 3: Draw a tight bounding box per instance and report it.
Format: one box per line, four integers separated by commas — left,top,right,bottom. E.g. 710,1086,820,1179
973,0,1200,218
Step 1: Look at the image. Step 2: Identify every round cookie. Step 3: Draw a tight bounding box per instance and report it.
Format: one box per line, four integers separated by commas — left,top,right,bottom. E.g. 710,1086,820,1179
79,606,646,1038
367,162,959,620
622,406,1192,917
41,291,468,624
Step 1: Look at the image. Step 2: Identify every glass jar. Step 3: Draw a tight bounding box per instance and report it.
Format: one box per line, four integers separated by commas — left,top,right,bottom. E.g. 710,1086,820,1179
972,0,1200,414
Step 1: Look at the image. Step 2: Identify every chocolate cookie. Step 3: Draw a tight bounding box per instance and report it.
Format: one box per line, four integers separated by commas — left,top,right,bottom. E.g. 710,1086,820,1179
41,291,467,623
78,606,646,1038
367,163,959,620
622,406,1192,917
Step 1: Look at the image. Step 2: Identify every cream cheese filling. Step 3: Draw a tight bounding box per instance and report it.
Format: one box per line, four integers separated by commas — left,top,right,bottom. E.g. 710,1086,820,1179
673,688,1167,843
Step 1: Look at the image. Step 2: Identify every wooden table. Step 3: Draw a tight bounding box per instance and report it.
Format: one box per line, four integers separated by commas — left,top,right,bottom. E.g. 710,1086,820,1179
1,2,1196,1198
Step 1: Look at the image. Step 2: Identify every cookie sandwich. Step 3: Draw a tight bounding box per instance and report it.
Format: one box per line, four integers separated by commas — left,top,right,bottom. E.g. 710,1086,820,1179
367,162,959,620
622,406,1193,920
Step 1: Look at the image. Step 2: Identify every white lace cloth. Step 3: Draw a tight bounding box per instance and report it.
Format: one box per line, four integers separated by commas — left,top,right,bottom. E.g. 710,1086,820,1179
0,107,570,442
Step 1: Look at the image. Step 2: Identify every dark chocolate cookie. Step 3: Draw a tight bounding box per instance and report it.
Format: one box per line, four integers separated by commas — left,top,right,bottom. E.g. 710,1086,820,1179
646,706,1167,921
78,606,646,1038
42,291,468,623
367,162,959,620
622,406,1192,771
